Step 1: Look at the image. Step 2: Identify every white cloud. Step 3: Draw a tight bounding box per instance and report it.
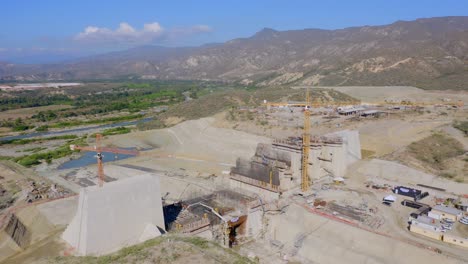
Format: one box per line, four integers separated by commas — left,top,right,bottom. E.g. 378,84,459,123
143,22,162,33
74,22,210,45
0,48,6,52
75,22,163,44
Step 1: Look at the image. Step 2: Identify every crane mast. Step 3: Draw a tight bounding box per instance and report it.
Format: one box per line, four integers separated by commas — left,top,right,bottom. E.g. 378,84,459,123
301,89,311,192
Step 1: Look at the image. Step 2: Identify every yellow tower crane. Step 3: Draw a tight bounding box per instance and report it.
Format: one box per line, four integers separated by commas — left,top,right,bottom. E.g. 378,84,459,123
301,89,311,192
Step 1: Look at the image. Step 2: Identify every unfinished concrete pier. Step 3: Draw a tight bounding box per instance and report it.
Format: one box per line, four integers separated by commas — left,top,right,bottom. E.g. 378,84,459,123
62,174,165,256
229,130,361,197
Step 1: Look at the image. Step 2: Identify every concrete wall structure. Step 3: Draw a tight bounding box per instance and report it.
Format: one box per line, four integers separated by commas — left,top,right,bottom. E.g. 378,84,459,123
228,179,279,200
62,174,165,256
246,208,263,237
229,130,361,193
308,130,361,180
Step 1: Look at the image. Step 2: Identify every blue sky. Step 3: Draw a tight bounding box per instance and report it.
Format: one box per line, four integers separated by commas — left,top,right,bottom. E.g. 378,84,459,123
1,0,468,63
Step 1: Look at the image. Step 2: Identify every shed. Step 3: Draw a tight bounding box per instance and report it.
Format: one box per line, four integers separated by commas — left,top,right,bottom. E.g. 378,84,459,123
428,205,463,221
383,195,396,202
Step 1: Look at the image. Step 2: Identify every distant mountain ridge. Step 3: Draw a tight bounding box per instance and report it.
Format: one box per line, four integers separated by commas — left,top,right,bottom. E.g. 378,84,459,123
2,16,468,89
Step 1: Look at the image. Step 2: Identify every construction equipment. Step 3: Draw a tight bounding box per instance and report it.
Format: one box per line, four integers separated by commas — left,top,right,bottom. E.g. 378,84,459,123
301,89,311,192
70,133,139,187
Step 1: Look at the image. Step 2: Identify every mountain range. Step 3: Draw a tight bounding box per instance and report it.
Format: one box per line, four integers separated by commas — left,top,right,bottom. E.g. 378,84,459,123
1,16,468,89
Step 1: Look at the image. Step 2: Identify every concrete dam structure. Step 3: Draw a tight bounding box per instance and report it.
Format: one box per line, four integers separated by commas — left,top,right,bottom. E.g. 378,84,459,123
62,174,165,256
229,130,361,198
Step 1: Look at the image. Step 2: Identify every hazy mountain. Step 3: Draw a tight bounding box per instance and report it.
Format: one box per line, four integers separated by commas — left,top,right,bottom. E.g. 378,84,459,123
2,16,468,89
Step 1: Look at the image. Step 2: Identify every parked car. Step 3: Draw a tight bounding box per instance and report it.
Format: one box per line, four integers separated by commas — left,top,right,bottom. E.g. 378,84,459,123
460,219,468,225
442,218,455,224
441,224,452,230
441,221,452,226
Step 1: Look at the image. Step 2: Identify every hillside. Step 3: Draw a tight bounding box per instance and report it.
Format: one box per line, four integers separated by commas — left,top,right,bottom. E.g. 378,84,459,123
7,236,254,264
2,16,468,89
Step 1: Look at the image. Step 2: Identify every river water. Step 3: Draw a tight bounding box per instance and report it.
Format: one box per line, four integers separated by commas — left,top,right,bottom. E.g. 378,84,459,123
58,149,137,170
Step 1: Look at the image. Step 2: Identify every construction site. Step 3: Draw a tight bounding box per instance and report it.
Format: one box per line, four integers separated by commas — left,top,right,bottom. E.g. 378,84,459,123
0,86,467,264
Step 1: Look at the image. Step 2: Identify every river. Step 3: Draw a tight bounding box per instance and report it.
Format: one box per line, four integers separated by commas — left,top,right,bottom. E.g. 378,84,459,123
58,149,138,170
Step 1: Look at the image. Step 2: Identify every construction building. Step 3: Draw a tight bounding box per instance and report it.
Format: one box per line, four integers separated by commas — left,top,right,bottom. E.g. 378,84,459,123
229,130,361,198
337,106,366,116
409,220,443,241
443,234,468,249
428,205,463,221
409,216,468,248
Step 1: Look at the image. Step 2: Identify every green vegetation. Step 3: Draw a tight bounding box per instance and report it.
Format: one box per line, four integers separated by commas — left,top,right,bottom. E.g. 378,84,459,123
453,120,468,136
0,135,78,146
35,125,49,132
0,93,72,111
137,118,165,130
19,147,47,153
51,235,254,264
408,133,464,170
100,127,131,136
0,81,224,131
32,110,57,122
0,82,358,134
0,118,34,131
49,114,142,128
14,136,86,167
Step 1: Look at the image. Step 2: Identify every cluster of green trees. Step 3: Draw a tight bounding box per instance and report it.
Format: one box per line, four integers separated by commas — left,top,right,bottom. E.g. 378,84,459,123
0,118,34,131
32,110,58,122
0,81,234,132
100,127,131,136
49,114,142,128
0,93,72,111
0,135,78,146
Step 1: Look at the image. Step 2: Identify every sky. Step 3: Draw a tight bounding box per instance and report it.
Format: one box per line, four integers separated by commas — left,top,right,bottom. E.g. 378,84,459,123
1,0,468,63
